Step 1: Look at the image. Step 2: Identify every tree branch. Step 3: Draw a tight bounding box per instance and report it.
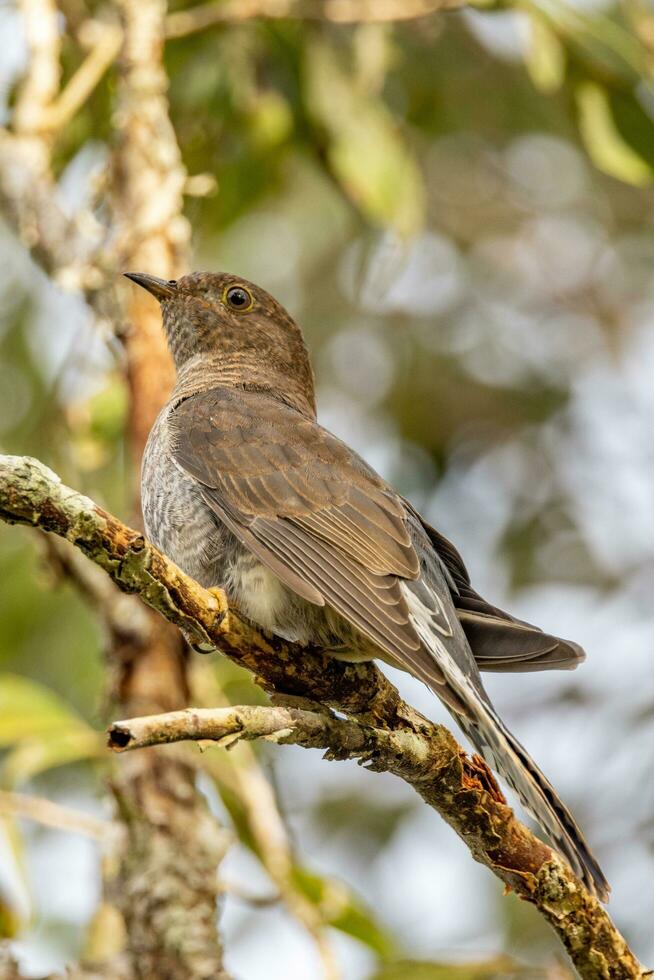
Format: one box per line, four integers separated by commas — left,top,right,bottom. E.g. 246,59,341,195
108,703,380,752
0,790,114,842
165,0,464,39
38,21,123,133
0,453,647,980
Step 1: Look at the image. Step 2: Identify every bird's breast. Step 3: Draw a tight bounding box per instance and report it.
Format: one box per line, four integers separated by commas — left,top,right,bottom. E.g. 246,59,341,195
141,411,228,587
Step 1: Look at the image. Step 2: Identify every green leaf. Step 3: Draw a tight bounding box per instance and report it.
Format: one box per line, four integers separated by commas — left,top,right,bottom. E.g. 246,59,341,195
0,675,102,784
292,866,397,958
66,376,129,471
527,0,646,81
214,783,258,854
0,674,92,745
85,377,129,444
247,91,294,149
304,37,424,238
607,87,654,168
576,82,653,186
0,818,30,938
2,731,103,785
369,956,547,980
524,12,565,94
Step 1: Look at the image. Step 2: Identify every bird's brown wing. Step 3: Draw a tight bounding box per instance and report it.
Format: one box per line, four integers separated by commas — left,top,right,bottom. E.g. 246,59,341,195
169,388,456,695
410,507,585,673
169,388,609,898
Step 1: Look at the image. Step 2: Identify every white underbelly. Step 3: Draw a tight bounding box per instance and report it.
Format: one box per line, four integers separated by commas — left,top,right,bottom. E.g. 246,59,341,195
227,560,289,633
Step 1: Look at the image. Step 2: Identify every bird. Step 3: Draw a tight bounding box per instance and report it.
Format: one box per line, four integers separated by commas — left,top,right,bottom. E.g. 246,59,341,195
126,269,609,901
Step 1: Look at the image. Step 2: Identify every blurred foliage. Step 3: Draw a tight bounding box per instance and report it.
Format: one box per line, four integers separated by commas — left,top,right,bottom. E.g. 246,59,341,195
3,0,654,976
303,32,425,236
292,867,398,958
0,676,102,787
309,791,418,864
369,956,568,980
0,818,30,940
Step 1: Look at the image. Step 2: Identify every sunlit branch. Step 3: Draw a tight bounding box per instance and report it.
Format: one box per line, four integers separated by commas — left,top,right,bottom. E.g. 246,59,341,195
37,22,123,133
165,0,464,40
13,0,61,135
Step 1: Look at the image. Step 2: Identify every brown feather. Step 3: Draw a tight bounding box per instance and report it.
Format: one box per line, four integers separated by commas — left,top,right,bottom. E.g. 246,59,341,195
172,388,449,687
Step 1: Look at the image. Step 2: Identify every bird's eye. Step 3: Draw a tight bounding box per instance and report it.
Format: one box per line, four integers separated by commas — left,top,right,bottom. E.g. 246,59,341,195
225,285,254,312
167,279,177,287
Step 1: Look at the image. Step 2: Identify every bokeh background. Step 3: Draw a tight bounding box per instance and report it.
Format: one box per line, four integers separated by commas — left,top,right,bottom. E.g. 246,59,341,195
1,0,654,977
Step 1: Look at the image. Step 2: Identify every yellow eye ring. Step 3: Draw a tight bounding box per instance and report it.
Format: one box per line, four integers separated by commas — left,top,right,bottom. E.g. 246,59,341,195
223,284,254,313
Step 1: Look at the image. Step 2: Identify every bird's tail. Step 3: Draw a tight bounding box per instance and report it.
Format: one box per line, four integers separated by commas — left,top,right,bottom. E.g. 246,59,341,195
401,580,609,901
454,703,609,901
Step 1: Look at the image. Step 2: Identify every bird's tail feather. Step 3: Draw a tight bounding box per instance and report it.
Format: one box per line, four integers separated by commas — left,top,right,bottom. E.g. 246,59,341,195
401,581,609,901
454,704,609,901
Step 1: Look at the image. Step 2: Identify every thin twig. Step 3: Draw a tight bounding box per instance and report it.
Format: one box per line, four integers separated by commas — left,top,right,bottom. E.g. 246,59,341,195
0,790,114,841
38,22,123,133
219,879,281,906
165,0,463,39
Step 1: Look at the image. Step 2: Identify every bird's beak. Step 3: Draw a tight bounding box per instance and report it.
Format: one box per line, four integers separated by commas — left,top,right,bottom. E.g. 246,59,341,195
123,272,177,301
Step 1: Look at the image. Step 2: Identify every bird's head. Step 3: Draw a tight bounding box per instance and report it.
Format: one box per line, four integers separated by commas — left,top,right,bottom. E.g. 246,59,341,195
124,270,316,416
